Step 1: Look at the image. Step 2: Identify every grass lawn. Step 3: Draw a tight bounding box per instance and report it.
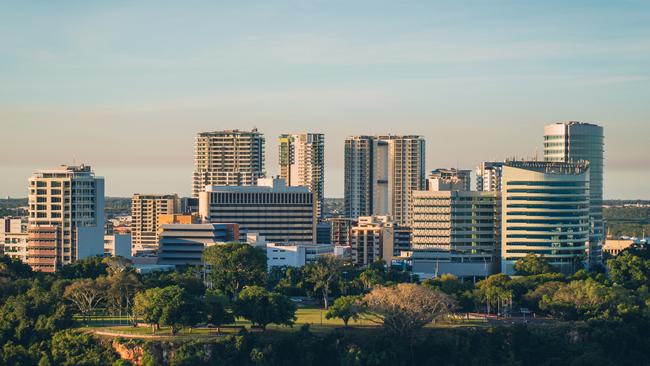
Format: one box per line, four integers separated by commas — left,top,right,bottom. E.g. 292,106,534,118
87,307,487,340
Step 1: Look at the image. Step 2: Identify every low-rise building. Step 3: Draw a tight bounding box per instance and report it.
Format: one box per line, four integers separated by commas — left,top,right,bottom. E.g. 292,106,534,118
603,239,634,256
266,243,335,269
104,234,132,259
1,217,28,261
157,223,239,266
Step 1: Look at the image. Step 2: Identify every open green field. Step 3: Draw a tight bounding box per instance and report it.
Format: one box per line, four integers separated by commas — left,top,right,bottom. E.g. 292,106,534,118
87,307,490,340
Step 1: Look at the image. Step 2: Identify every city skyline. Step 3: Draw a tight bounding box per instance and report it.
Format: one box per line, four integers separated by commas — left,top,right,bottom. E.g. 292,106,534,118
1,1,649,198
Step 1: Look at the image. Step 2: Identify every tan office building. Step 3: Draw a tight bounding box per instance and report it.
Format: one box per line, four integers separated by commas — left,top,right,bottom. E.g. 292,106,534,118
131,194,179,256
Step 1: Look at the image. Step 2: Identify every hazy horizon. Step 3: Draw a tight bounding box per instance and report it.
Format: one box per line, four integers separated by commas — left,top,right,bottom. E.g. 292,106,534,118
1,1,649,199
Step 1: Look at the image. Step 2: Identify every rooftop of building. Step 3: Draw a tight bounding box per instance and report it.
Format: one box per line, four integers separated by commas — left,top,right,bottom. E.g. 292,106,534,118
205,177,310,193
196,128,262,136
504,160,590,175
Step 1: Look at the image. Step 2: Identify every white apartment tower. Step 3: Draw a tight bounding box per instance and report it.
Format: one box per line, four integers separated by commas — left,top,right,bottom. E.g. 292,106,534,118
193,129,266,197
476,161,504,192
544,122,604,265
27,165,105,271
130,194,179,256
279,133,325,220
344,135,426,226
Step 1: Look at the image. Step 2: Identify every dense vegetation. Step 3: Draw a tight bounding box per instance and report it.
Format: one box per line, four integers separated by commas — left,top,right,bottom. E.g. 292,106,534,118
604,206,650,237
5,244,650,364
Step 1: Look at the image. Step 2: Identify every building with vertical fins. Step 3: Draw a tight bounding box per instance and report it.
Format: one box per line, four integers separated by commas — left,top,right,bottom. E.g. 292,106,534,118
279,133,325,220
544,122,604,265
344,135,425,226
192,129,266,197
500,161,590,275
27,164,105,271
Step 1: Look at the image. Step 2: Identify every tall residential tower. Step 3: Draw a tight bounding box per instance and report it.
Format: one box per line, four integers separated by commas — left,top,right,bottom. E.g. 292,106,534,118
544,122,604,265
344,135,426,226
27,165,105,271
279,133,325,220
130,194,179,256
193,129,266,197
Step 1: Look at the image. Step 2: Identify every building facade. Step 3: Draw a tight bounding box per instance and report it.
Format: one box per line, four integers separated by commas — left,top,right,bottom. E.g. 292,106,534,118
476,161,504,192
193,129,266,197
544,121,604,265
349,215,406,266
27,165,105,271
279,133,325,220
26,225,58,273
344,135,425,225
199,178,316,244
104,234,132,259
501,161,590,275
1,217,28,261
266,242,335,269
130,194,179,256
410,190,501,280
157,223,239,266
327,216,355,245
427,168,472,191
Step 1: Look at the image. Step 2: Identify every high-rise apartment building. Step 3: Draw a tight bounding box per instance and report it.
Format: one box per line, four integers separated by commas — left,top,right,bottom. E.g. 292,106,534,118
410,190,501,281
27,164,105,271
544,122,604,265
279,133,325,220
199,178,316,244
344,135,425,226
501,161,590,275
476,161,504,192
427,168,472,191
130,194,179,256
192,129,266,197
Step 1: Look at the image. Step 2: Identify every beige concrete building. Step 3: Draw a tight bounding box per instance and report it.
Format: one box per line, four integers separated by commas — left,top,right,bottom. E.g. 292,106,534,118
1,217,28,261
476,161,504,192
279,133,325,220
501,161,590,275
344,135,425,226
27,164,105,270
26,225,58,273
199,178,316,244
410,190,501,280
193,129,266,197
427,168,472,192
131,194,179,256
603,239,634,256
349,215,409,266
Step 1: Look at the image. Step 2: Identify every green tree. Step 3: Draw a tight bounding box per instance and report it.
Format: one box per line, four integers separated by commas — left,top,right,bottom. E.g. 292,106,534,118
475,274,512,315
302,255,343,309
204,290,235,327
235,286,296,329
607,251,650,289
64,278,109,323
134,286,202,335
51,329,117,365
203,243,267,299
514,254,556,276
59,256,108,279
325,295,363,327
106,269,142,324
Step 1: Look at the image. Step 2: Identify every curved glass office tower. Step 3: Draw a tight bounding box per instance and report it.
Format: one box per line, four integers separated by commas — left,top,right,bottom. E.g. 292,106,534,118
544,122,604,265
501,161,590,275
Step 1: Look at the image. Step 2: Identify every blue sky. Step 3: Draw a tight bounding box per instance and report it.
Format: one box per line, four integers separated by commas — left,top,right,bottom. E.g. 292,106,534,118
1,0,649,198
